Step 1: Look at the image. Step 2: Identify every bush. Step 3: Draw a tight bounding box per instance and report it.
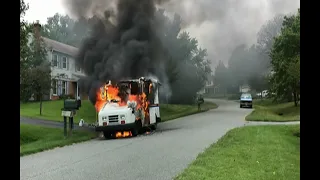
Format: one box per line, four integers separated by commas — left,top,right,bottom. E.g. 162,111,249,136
59,94,75,100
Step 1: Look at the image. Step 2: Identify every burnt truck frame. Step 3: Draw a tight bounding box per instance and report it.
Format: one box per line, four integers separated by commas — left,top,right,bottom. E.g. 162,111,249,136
95,77,161,138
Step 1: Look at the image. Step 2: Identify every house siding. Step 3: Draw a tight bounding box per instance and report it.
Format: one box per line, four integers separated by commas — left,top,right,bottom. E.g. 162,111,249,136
44,41,88,100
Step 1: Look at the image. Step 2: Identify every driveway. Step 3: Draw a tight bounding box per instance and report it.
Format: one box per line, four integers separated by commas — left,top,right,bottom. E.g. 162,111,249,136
19,99,255,180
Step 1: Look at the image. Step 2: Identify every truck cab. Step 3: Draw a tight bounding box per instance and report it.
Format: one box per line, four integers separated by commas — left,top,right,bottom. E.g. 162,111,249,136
95,77,161,138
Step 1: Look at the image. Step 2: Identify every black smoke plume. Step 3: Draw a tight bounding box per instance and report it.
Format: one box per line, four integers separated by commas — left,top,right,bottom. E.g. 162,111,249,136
68,0,170,104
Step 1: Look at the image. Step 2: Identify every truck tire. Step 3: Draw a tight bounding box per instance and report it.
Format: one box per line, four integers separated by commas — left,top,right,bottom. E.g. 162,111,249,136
240,104,242,108
156,117,161,123
156,116,161,123
150,123,157,130
103,131,112,139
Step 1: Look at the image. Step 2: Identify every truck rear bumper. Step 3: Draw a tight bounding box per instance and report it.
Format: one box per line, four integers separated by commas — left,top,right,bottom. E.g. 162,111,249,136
95,123,136,132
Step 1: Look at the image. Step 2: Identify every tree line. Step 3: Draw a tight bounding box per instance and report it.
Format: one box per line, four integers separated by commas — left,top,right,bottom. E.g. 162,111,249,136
214,9,300,106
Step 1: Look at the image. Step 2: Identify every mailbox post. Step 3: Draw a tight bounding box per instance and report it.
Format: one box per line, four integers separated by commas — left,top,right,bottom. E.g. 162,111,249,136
61,98,81,138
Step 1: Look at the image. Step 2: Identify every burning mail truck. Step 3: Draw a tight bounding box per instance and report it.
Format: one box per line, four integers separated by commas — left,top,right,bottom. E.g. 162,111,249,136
92,77,161,138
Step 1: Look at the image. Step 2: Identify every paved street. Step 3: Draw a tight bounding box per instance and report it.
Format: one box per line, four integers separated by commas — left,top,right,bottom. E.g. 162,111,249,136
19,99,269,180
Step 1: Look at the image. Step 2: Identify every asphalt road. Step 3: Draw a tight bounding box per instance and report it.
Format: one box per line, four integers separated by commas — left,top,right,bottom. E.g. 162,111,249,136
19,99,267,180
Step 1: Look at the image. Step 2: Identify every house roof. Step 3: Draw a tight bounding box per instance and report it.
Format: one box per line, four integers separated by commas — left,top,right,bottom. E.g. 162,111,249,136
43,37,78,57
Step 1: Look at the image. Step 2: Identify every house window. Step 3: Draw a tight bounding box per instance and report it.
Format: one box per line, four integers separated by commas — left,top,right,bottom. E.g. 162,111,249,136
57,56,62,69
54,80,68,95
62,81,67,94
62,57,68,69
52,54,58,67
52,79,57,95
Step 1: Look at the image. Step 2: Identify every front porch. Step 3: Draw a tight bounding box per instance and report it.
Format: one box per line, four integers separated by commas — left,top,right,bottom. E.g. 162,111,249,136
50,73,88,100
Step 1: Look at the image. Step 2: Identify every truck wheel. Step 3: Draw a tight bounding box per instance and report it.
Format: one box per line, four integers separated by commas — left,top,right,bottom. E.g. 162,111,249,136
156,117,161,123
150,123,157,130
103,131,112,139
240,105,242,108
131,128,138,137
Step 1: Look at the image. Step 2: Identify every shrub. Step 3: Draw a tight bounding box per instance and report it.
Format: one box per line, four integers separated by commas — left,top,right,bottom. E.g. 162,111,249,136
59,94,75,100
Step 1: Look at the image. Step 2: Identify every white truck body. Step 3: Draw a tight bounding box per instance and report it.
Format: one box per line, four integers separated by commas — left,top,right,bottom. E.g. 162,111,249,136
94,77,161,136
98,103,136,126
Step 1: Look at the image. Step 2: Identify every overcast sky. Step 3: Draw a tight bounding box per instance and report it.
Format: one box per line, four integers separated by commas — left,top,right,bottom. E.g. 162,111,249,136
24,0,300,70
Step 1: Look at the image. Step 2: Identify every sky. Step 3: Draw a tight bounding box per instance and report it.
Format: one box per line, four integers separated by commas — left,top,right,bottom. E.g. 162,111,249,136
24,0,66,24
24,0,300,70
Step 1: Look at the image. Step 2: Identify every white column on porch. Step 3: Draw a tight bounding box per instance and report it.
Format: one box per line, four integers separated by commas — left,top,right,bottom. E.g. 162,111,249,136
77,82,79,99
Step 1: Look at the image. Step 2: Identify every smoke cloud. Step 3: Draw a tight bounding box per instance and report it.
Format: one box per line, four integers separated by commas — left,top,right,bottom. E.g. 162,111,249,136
65,0,170,104
63,0,300,103
159,0,300,69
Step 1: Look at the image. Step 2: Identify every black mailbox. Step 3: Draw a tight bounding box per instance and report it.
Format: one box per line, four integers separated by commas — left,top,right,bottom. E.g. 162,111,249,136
63,99,80,110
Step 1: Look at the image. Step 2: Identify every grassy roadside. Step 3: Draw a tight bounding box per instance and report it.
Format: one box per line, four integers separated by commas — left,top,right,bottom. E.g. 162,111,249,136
161,102,218,122
20,100,218,123
175,125,300,180
245,99,300,122
20,123,96,156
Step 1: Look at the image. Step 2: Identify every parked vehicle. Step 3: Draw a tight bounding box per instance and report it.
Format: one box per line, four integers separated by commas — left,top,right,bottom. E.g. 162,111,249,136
240,93,253,108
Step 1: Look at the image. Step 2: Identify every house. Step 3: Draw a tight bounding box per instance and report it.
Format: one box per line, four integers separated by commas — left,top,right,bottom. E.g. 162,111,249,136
44,37,88,100
30,21,88,100
198,74,218,95
239,84,251,93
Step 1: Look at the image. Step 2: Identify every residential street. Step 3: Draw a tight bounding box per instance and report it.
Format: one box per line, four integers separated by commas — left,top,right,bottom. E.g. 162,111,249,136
20,99,298,180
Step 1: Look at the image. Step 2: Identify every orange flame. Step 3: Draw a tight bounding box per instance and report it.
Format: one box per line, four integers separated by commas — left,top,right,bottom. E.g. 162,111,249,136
140,92,150,125
95,86,107,112
95,81,151,125
115,131,132,138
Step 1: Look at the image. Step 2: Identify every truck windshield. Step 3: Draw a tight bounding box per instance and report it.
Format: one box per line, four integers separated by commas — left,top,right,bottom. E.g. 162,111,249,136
110,99,119,103
241,94,252,99
129,82,139,95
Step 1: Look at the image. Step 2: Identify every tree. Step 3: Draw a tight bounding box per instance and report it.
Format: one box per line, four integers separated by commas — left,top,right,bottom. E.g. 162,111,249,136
256,14,284,70
155,10,212,104
246,45,269,95
20,0,33,101
41,13,92,47
228,44,248,87
248,75,268,98
227,43,270,95
27,26,52,115
269,9,300,106
228,44,258,89
168,31,212,104
214,61,229,96
28,62,52,115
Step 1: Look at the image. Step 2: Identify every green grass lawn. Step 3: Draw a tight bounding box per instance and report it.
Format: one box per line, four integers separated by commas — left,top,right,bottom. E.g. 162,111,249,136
20,100,218,123
20,123,96,156
245,99,300,122
175,125,300,180
161,102,218,122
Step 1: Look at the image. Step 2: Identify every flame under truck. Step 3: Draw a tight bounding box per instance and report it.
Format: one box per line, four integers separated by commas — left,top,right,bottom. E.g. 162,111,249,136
95,77,161,138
